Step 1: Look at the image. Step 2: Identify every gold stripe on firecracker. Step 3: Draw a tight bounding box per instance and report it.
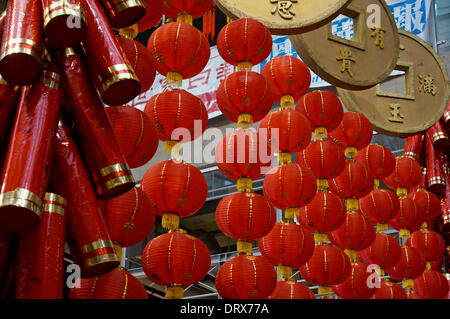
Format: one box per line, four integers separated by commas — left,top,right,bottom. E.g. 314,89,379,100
104,175,135,190
0,196,41,217
428,176,445,185
81,239,115,254
99,64,138,92
431,132,448,143
43,0,86,27
0,188,43,207
0,38,43,63
63,47,76,56
100,163,131,177
110,0,145,13
403,151,417,160
43,203,65,216
44,192,67,205
85,253,119,268
444,110,450,122
40,70,62,90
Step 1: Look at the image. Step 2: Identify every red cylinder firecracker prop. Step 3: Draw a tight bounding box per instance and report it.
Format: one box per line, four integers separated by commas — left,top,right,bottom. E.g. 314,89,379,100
427,120,450,151
106,106,159,169
215,254,277,299
42,0,87,48
442,165,450,242
356,144,396,189
414,269,449,299
357,233,402,274
104,187,156,250
142,230,211,299
147,21,210,87
296,90,344,139
0,76,20,151
425,137,446,197
141,159,208,231
215,192,276,255
403,134,424,162
217,71,273,128
299,244,351,296
51,123,119,278
0,233,13,291
0,63,63,233
413,165,428,191
261,55,311,108
0,0,43,85
116,36,156,94
406,230,445,264
269,280,315,299
359,189,400,231
386,246,426,290
217,18,272,72
384,156,422,198
15,193,66,299
138,0,163,32
371,280,408,299
163,0,213,23
332,262,378,299
144,89,208,153
99,0,146,29
69,266,148,299
60,49,135,200
82,0,140,106
408,190,441,229
259,222,315,279
388,197,424,239
328,112,373,160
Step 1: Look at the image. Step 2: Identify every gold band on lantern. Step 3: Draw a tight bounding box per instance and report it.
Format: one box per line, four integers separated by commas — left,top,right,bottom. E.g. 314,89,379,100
316,178,329,192
110,0,145,13
166,71,183,88
314,232,328,244
104,175,135,191
431,132,447,143
81,239,115,254
280,95,294,109
396,187,408,198
99,64,138,93
403,279,414,289
344,248,357,262
346,198,359,212
84,254,119,268
284,207,298,221
376,223,389,232
237,177,253,192
318,286,333,295
314,127,328,139
344,146,358,160
237,61,253,71
43,0,87,27
428,177,445,185
42,203,65,216
177,12,193,25
237,113,253,129
278,152,292,165
100,163,131,177
237,239,253,255
277,265,293,279
0,38,43,63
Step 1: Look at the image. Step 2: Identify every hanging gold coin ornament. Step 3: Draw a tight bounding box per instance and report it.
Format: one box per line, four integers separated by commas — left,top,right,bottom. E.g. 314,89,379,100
337,29,450,138
289,0,399,90
214,0,350,34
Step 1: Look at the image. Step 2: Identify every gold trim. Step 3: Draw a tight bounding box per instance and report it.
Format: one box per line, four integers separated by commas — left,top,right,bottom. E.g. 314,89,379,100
431,132,447,142
40,77,60,90
102,71,138,93
428,177,445,184
85,254,118,268
0,47,43,64
104,175,135,191
43,203,65,216
81,239,114,254
44,193,66,205
1,188,42,207
63,48,76,56
110,0,144,12
43,5,86,27
0,196,41,217
100,163,130,177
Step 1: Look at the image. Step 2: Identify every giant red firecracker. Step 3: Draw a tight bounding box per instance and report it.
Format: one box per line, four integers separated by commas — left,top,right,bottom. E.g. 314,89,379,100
403,134,424,162
0,76,19,151
425,137,446,197
100,0,146,29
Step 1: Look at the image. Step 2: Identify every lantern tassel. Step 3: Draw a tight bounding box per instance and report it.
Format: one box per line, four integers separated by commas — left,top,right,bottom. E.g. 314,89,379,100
177,12,193,25
237,61,252,71
166,285,184,299
402,279,414,289
280,95,294,109
277,265,293,279
399,228,410,239
344,248,357,262
237,177,253,192
376,223,389,232
344,146,357,160
314,127,328,139
396,187,408,198
166,71,183,88
346,198,358,212
237,113,253,129
316,178,329,192
318,286,333,295
373,178,380,189
162,213,180,231
314,232,328,244
284,207,298,221
237,240,253,255
278,152,292,165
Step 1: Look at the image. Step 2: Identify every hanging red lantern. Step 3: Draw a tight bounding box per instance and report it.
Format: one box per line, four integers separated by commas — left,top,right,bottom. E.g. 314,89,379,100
215,129,272,186
414,269,449,299
215,254,277,299
69,267,148,299
357,233,401,271
406,230,445,262
263,163,317,212
216,71,273,127
386,246,426,288
359,189,400,227
384,156,422,196
217,18,273,69
403,134,424,162
142,231,211,299
297,140,346,180
297,191,346,234
141,160,208,231
332,262,378,299
407,290,424,299
329,160,374,201
328,211,376,261
269,280,315,299
328,112,373,159
147,22,210,85
371,281,408,299
106,106,159,169
215,192,276,254
295,90,343,138
137,0,163,32
260,109,312,159
162,0,213,22
299,244,351,295
356,144,396,187
408,190,441,227
259,222,315,278
144,89,208,151
388,197,424,238
117,36,156,94
261,56,311,108
104,187,155,248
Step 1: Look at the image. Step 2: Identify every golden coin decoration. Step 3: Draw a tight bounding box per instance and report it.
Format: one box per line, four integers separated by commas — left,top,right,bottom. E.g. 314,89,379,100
337,29,450,138
214,0,351,34
289,0,399,90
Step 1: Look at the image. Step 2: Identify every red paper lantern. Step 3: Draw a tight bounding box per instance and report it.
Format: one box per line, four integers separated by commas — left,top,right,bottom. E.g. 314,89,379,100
138,0,163,32
299,244,351,287
386,246,426,283
141,160,208,230
388,197,424,236
104,187,156,248
414,269,449,299
297,191,346,233
142,231,211,299
259,222,315,276
215,128,271,182
263,163,317,210
332,262,377,299
216,71,273,126
371,281,408,299
106,106,159,168
384,156,422,193
359,189,400,224
406,230,445,262
147,22,210,81
69,267,148,299
328,112,373,159
269,280,315,299
162,0,213,20
215,254,277,299
407,290,424,299
329,161,374,200
295,90,343,135
261,56,311,106
117,37,156,94
356,144,396,182
297,140,346,179
357,233,401,270
215,192,276,241
144,89,208,144
217,18,272,68
408,190,441,226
